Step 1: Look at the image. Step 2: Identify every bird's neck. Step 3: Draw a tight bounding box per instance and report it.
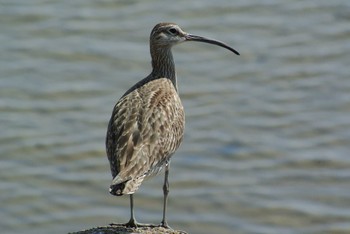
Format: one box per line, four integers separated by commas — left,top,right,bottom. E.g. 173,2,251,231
150,46,178,90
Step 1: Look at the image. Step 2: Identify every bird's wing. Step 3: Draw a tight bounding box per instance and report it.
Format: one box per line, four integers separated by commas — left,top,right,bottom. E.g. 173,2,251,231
106,78,185,184
106,87,143,182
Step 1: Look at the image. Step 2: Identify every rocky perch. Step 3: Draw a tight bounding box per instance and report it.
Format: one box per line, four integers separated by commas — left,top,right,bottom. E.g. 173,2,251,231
69,224,188,234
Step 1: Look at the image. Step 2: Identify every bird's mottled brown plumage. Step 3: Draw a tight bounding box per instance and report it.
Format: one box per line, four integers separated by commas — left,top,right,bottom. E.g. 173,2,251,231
106,77,184,195
105,22,239,228
106,23,187,197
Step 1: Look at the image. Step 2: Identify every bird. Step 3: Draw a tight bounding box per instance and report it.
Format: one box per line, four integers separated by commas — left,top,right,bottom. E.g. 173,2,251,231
106,22,239,228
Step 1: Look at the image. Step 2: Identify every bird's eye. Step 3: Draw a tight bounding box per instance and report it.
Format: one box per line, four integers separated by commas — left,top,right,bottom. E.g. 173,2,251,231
168,28,178,35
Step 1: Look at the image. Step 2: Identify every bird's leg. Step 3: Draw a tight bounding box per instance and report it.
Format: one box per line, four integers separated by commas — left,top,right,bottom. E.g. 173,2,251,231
124,194,154,228
160,162,171,229
124,194,137,227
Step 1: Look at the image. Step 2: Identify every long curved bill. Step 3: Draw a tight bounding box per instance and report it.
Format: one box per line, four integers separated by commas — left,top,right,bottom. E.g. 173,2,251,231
185,34,240,55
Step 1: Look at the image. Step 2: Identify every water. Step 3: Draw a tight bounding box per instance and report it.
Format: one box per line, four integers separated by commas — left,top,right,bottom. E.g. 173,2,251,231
1,0,350,233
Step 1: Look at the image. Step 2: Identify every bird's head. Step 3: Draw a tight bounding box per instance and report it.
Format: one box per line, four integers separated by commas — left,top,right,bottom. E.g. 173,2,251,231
150,23,187,46
150,22,240,55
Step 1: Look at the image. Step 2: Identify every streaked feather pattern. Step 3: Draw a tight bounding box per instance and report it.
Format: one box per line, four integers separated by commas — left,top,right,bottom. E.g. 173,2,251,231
106,77,185,195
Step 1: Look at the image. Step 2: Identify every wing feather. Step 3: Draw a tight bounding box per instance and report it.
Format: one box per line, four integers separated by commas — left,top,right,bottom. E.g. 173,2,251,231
106,78,185,192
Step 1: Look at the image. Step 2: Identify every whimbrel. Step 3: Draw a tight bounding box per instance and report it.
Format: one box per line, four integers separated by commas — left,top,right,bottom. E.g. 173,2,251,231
106,22,239,228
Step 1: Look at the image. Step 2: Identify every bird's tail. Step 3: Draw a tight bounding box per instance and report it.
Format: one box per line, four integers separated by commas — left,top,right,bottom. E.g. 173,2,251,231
109,182,127,196
109,176,145,196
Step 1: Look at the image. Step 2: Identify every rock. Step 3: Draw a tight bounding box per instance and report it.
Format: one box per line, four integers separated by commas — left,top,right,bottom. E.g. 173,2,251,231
69,224,188,234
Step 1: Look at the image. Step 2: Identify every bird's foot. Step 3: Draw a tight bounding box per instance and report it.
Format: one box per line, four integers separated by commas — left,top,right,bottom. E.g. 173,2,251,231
159,220,172,229
123,218,155,228
110,219,165,229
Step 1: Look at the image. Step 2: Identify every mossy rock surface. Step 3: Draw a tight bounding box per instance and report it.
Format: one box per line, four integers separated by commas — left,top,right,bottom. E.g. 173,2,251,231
69,224,188,234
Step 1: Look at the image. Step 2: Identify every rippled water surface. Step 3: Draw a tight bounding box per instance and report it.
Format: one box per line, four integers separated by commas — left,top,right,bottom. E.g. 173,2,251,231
1,1,350,234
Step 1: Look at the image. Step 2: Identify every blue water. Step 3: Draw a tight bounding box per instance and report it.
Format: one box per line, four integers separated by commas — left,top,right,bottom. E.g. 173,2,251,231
1,0,350,234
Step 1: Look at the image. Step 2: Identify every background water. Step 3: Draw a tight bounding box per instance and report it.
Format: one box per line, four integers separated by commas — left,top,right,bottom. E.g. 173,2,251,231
1,0,350,234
